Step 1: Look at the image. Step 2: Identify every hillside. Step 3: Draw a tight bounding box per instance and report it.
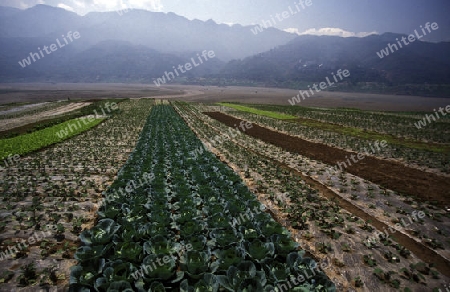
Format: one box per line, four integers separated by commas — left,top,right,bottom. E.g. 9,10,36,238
1,4,450,93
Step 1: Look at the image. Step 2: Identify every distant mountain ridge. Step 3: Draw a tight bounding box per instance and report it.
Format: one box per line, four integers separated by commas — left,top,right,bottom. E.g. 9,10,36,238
0,5,295,61
0,4,449,90
220,34,450,86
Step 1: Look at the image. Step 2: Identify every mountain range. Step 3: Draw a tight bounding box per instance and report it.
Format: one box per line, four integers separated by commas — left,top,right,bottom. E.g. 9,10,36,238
1,4,449,92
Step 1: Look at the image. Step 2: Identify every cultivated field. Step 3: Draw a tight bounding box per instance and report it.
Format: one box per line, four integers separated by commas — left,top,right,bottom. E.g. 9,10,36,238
0,85,448,292
0,99,152,291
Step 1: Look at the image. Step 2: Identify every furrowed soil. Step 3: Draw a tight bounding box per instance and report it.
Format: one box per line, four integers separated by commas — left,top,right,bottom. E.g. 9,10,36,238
204,112,450,206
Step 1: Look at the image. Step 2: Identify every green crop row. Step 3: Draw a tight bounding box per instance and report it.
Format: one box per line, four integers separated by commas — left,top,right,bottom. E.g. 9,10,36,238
0,117,104,161
70,105,335,291
218,103,298,120
1,99,125,139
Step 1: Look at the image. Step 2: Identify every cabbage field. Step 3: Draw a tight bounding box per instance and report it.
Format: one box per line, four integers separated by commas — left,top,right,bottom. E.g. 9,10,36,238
0,99,151,291
173,101,450,291
1,97,448,292
69,105,335,291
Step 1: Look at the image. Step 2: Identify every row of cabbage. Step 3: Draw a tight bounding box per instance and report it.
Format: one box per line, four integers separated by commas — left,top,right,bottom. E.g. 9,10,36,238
173,102,450,291
69,105,335,291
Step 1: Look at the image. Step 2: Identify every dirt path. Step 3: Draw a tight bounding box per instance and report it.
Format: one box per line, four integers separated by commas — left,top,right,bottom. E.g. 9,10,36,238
205,112,450,206
0,102,92,132
139,89,205,100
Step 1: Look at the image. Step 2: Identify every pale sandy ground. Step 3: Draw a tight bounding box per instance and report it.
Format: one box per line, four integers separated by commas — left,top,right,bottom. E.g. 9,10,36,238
0,83,170,104
0,102,50,115
0,102,92,131
161,85,450,112
0,83,449,111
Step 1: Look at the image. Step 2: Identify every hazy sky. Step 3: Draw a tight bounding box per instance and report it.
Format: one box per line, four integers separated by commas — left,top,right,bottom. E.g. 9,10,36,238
1,0,449,41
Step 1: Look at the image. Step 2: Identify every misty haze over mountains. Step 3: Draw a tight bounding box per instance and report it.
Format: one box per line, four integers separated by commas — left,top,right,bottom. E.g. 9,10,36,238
1,4,449,91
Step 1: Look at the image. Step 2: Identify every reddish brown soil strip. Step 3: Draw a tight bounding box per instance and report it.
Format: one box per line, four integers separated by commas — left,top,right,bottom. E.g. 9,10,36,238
205,112,450,206
202,112,450,277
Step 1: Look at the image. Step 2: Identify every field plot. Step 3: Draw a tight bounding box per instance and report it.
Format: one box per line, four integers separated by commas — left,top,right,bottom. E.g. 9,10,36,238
1,96,448,292
0,117,104,160
0,99,127,141
0,102,90,132
217,104,450,174
173,101,450,291
70,105,335,291
0,99,152,291
219,103,450,145
205,112,449,205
